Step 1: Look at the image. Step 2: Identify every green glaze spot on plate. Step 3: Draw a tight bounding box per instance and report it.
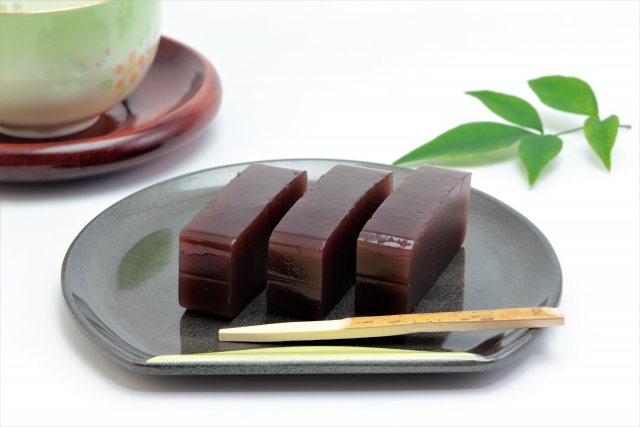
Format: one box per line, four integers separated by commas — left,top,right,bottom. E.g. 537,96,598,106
116,228,172,290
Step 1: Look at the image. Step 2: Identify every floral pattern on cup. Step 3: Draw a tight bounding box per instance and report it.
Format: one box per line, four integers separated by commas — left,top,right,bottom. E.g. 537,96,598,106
98,38,158,96
43,56,87,95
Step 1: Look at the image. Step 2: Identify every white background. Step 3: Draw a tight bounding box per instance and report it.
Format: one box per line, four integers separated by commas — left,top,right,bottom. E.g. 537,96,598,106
1,1,639,426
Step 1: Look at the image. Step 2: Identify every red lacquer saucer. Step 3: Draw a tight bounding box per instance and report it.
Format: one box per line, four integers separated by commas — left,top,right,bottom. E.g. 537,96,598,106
0,36,221,182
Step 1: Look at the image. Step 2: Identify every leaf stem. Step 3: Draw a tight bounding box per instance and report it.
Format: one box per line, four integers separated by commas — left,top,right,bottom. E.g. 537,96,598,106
554,124,631,136
554,127,583,136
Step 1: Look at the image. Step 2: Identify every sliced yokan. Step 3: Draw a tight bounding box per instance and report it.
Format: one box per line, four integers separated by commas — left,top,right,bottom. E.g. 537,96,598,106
355,165,471,315
179,164,307,317
267,165,392,320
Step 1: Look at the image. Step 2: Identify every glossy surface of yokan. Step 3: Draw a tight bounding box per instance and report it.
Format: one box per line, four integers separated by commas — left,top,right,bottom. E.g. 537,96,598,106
356,164,471,315
179,164,307,317
267,165,392,320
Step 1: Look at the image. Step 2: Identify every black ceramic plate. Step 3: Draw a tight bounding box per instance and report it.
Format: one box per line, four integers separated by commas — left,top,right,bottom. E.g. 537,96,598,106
62,159,562,375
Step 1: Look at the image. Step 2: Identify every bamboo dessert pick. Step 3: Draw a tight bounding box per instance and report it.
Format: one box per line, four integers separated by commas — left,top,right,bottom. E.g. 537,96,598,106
218,307,564,343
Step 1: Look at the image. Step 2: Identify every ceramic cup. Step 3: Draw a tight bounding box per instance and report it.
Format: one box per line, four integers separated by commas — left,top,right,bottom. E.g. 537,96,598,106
0,0,161,138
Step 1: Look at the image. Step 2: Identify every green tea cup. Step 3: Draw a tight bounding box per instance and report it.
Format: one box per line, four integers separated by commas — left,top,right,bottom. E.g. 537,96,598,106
0,0,161,138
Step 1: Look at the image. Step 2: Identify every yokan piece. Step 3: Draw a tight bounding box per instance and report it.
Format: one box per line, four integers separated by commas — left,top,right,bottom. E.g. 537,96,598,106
179,164,307,317
355,164,471,315
267,165,393,320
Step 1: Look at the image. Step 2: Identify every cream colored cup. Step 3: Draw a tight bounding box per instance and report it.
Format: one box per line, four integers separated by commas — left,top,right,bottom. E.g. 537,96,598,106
0,0,161,138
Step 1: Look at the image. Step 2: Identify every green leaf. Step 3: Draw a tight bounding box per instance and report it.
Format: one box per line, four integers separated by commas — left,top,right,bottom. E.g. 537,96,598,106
528,76,599,118
393,122,533,165
584,115,619,171
518,135,563,185
117,229,173,290
466,91,543,133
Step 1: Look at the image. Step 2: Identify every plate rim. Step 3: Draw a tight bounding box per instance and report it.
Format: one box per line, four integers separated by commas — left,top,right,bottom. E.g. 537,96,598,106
61,158,562,375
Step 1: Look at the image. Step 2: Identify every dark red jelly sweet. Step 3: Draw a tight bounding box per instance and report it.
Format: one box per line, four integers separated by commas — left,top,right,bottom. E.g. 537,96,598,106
179,164,307,317
355,164,471,315
267,165,392,320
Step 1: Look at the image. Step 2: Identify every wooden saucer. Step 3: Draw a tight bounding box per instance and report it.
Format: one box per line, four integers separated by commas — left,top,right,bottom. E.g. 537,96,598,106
0,36,221,182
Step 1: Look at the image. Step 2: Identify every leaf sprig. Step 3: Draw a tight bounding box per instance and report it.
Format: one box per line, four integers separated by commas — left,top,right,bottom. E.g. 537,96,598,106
393,76,631,186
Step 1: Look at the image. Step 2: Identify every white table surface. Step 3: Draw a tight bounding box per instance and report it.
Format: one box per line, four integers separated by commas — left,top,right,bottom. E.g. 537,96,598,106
1,1,639,426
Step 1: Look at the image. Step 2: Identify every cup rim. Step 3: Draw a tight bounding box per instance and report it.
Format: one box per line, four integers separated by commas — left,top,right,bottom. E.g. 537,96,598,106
0,0,108,15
